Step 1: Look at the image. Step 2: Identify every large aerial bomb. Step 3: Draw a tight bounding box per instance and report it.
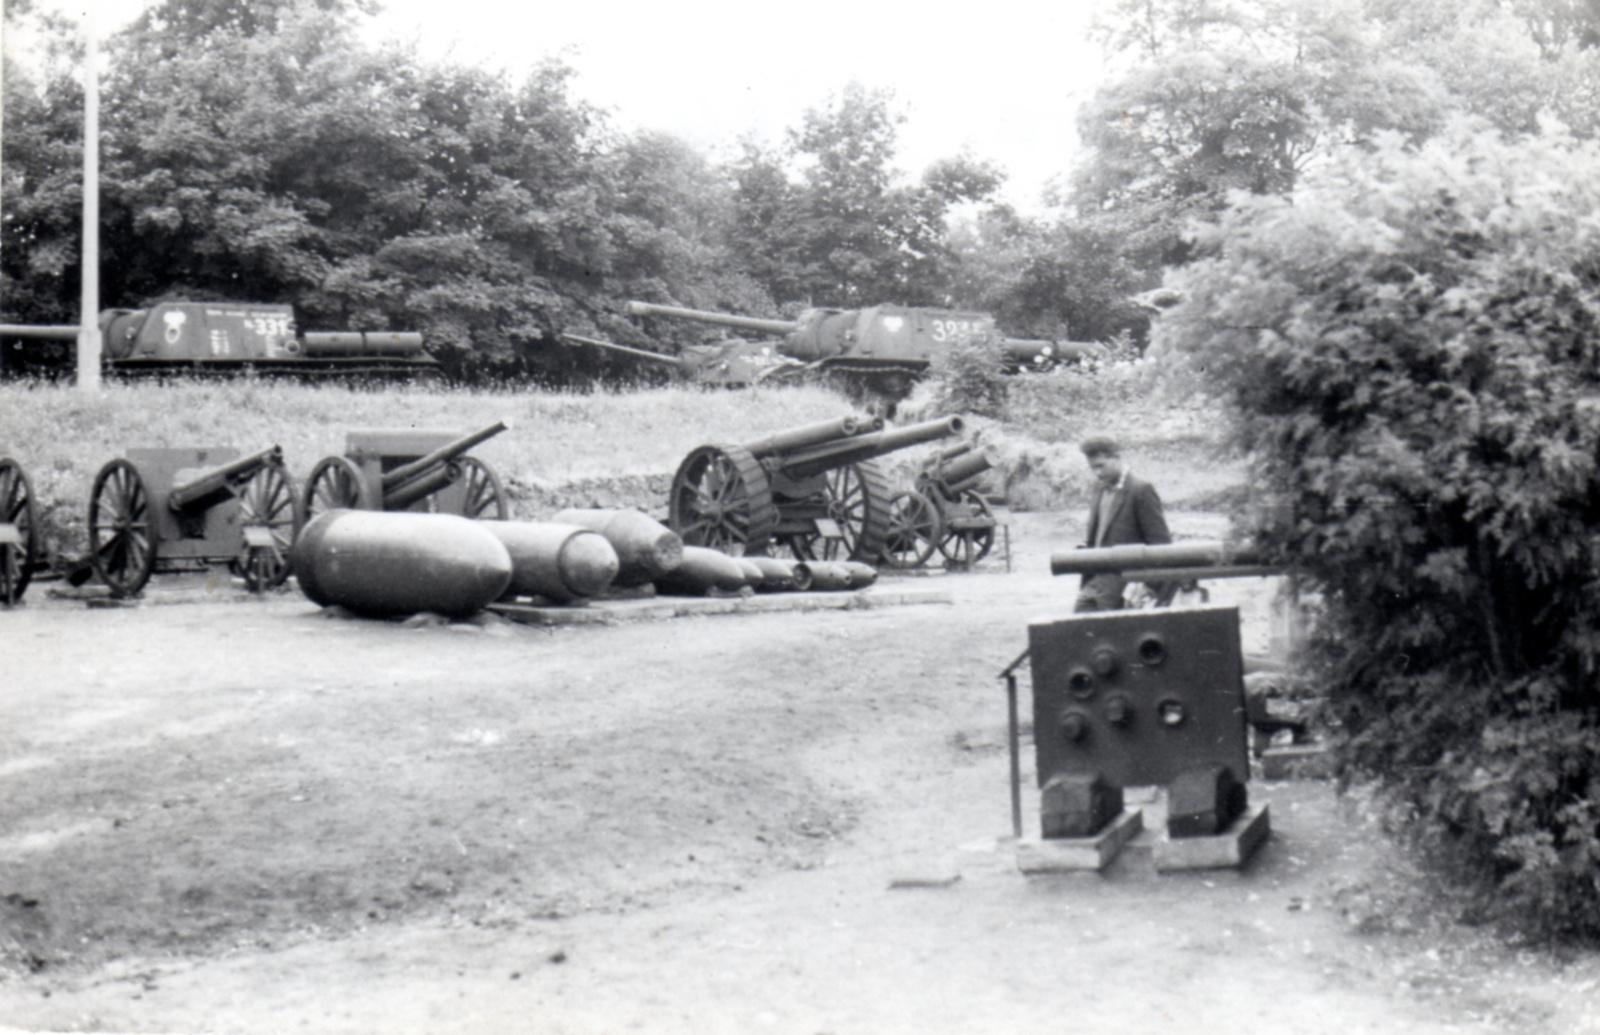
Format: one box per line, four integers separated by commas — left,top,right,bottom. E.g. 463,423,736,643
653,545,750,596
550,508,683,587
290,510,512,618
483,521,620,602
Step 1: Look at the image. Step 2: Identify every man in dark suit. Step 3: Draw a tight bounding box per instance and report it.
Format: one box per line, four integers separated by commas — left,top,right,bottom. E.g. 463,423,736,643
1075,436,1172,612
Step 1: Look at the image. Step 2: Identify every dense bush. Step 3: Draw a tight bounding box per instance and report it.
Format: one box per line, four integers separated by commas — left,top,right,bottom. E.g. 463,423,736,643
1161,122,1600,939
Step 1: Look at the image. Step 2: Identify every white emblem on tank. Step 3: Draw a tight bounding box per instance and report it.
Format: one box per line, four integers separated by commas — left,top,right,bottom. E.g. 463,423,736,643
163,309,187,344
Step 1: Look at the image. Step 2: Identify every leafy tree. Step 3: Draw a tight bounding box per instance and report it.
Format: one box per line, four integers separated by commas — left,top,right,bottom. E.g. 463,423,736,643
728,83,1001,311
1161,122,1600,937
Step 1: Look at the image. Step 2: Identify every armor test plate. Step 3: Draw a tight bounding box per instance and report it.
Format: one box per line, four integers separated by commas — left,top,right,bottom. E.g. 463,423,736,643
1029,606,1249,790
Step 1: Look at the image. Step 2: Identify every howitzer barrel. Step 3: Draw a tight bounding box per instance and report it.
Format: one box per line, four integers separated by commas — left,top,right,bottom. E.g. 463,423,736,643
626,301,796,337
782,416,965,480
935,448,992,487
301,331,425,357
380,420,510,492
0,324,80,340
168,445,283,511
384,461,460,510
1049,540,1263,577
562,333,685,368
738,415,878,459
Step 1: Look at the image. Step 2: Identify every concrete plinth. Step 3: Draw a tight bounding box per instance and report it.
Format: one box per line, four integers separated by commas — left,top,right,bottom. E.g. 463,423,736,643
1016,808,1143,874
1152,803,1271,872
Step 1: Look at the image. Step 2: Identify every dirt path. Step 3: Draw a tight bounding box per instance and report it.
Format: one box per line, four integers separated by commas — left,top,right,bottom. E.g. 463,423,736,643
2,513,1597,1034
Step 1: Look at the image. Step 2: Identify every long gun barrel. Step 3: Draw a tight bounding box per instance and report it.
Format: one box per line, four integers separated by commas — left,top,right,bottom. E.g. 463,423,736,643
562,333,686,369
0,324,80,340
168,445,283,511
380,420,510,494
781,416,965,481
738,415,880,459
626,301,797,337
1000,337,1105,366
1049,541,1270,578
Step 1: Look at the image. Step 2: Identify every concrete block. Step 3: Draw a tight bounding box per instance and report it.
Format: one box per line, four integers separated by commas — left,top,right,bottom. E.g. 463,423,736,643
1016,808,1143,873
1152,803,1271,872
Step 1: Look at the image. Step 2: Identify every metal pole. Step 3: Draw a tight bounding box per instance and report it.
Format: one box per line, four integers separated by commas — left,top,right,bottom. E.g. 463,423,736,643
76,7,102,392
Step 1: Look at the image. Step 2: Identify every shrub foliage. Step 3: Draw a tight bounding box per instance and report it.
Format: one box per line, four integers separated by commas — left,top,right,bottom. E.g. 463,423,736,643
1161,122,1600,938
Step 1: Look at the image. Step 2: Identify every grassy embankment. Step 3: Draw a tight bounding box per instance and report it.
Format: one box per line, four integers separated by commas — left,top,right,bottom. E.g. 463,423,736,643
0,361,1239,560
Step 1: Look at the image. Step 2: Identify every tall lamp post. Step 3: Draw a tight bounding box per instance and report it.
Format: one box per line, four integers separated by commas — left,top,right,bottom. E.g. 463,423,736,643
76,8,101,392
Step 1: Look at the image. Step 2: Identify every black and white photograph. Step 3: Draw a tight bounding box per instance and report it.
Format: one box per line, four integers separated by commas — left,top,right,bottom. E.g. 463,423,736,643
4,0,1600,1031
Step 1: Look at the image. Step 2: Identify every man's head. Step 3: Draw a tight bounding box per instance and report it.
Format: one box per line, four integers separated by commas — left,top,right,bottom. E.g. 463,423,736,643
1081,436,1124,488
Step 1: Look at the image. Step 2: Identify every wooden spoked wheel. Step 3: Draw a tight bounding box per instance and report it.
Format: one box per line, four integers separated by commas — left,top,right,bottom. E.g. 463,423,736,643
89,459,157,598
0,457,40,605
456,457,509,520
786,460,894,564
881,490,941,569
937,489,996,568
668,445,777,557
234,460,303,591
304,456,373,524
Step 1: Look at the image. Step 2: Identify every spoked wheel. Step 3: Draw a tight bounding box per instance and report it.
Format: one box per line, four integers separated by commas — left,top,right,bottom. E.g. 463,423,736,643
787,460,894,564
89,458,157,598
304,456,372,524
937,489,996,569
456,456,509,520
669,444,778,556
881,490,942,570
233,459,303,592
0,457,40,605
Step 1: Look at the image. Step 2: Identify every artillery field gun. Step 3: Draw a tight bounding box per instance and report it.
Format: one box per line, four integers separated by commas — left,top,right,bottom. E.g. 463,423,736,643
667,413,964,563
882,441,999,570
566,300,1100,399
0,301,437,379
86,444,303,597
302,421,510,524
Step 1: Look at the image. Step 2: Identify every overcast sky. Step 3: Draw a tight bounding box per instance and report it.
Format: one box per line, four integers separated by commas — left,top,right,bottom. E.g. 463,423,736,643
24,0,1110,213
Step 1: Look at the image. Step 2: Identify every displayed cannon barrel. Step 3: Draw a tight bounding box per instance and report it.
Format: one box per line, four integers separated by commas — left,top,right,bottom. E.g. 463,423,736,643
383,460,461,511
1049,541,1265,577
738,415,877,459
781,416,965,480
380,420,510,493
301,331,426,357
168,444,284,511
562,333,686,368
626,301,796,337
290,510,513,618
932,448,992,489
999,338,1102,366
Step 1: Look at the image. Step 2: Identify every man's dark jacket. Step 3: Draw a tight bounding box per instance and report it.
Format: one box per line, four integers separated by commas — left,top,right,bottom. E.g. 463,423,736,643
1085,473,1172,548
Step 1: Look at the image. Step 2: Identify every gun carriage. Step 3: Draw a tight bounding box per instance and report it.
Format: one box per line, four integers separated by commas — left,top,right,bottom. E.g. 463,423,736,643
1,457,40,605
882,441,998,570
303,421,510,524
668,415,965,562
87,445,303,597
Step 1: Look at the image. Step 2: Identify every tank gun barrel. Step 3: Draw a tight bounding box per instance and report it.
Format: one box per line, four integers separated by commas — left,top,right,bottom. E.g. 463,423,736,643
1000,337,1106,366
0,324,81,340
562,333,686,368
626,301,797,337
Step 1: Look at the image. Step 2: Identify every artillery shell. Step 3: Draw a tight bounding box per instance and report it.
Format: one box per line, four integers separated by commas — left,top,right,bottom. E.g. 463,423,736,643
653,545,749,596
735,558,766,590
794,559,878,591
290,510,512,618
744,556,809,592
551,508,684,587
483,521,620,602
